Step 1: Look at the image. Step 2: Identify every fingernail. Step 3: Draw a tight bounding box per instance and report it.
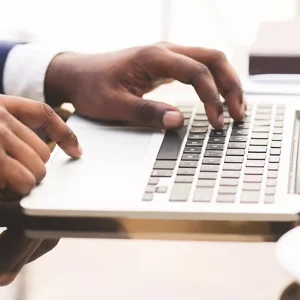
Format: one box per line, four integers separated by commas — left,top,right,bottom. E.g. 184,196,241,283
218,114,224,128
163,111,183,128
78,144,83,156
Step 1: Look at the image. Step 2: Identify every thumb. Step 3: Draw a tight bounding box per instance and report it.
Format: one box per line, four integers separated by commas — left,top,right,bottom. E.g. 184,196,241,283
128,96,184,129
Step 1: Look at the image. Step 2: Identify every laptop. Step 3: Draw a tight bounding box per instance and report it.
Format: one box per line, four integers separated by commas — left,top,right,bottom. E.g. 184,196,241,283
20,91,300,222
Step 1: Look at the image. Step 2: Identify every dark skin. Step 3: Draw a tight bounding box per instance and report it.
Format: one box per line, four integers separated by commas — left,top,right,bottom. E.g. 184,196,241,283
45,42,246,130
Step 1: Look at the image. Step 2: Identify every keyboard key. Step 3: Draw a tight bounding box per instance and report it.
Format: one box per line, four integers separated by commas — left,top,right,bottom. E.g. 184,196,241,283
252,126,270,133
175,176,194,183
269,156,280,163
231,129,248,136
247,153,266,160
208,137,226,144
240,192,260,203
270,149,281,155
170,184,191,201
181,154,200,161
188,134,206,140
151,170,173,177
190,128,207,134
248,146,267,153
265,187,276,195
223,163,242,171
274,121,284,128
251,132,269,139
202,158,221,165
206,144,224,150
221,171,240,178
156,186,168,193
273,128,283,134
201,165,219,172
220,178,239,186
199,172,218,180
272,134,282,141
186,140,204,147
183,119,190,127
204,150,223,158
179,161,198,168
250,139,268,146
197,180,216,187
228,142,246,149
266,179,277,187
157,127,187,160
225,156,244,163
264,195,275,204
233,123,250,129
218,186,237,194
143,193,153,201
226,149,245,156
230,136,247,142
271,141,282,148
154,161,176,170
194,115,208,121
246,160,265,167
178,106,193,112
183,112,192,119
184,147,202,154
148,178,159,185
216,194,236,203
243,175,262,183
275,115,284,121
255,114,272,120
193,188,213,202
268,163,279,171
245,168,264,175
254,120,270,126
145,186,156,193
192,121,209,127
210,130,227,137
267,171,278,178
177,168,196,176
242,183,261,191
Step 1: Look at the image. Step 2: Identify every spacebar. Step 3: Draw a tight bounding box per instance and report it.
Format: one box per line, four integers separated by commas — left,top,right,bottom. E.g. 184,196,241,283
157,127,187,160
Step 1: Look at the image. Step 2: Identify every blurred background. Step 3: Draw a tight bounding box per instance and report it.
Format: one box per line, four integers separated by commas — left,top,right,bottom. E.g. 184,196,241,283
0,0,298,55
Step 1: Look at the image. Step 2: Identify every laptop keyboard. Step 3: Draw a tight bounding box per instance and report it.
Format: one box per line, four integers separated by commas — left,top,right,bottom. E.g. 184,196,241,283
143,103,285,204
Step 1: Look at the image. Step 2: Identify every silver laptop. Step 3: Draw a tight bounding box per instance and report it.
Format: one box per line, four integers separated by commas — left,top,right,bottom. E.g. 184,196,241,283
20,93,300,222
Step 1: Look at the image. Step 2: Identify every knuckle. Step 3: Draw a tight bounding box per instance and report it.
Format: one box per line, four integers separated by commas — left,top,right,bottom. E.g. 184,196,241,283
38,103,56,120
137,45,164,59
136,101,159,124
0,124,9,140
193,63,211,78
20,175,36,195
211,50,227,62
0,107,9,120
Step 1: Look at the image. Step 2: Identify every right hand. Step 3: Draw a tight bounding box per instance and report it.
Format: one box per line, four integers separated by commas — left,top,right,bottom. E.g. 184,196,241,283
0,95,82,197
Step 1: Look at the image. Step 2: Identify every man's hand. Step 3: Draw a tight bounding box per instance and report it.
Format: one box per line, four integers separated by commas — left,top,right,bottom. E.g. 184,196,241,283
0,95,82,196
45,42,246,129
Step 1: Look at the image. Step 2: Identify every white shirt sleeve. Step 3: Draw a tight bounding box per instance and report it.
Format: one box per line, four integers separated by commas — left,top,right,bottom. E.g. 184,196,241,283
3,44,63,102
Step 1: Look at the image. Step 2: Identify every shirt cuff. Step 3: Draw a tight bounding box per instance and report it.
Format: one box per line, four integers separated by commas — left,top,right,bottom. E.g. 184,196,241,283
3,44,63,102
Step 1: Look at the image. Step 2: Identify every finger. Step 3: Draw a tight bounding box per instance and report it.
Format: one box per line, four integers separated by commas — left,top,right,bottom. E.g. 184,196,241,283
144,46,223,128
164,44,245,121
121,93,184,129
0,151,36,195
3,98,82,158
27,239,59,263
0,127,46,182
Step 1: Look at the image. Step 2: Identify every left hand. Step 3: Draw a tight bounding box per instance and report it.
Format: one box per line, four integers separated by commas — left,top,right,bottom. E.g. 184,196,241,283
45,42,246,129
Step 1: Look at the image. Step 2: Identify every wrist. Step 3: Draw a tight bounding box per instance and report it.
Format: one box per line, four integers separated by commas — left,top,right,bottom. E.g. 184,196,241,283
44,52,79,107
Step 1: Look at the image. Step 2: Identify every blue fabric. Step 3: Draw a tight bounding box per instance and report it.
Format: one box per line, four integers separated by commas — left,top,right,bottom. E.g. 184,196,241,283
0,41,18,94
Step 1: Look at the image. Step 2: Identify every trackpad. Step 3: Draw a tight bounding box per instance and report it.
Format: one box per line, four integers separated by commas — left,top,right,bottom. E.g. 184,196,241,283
52,127,153,165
